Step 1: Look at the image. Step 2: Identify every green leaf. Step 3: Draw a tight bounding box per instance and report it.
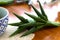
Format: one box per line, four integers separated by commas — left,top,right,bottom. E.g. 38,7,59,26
18,22,43,33
9,22,44,37
21,27,36,37
46,21,60,27
13,13,28,23
9,28,25,37
21,25,44,37
25,13,46,23
37,0,48,20
8,22,23,26
9,22,35,37
31,5,47,21
18,22,35,29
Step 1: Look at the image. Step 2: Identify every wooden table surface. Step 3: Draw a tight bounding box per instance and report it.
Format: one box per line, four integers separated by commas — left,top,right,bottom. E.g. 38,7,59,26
1,2,60,40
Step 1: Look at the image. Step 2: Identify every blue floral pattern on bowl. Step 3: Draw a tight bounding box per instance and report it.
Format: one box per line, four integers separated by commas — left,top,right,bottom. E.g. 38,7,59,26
0,16,8,35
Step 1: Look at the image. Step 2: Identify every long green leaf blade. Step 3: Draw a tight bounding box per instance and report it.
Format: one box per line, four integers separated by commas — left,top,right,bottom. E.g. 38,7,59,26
8,22,23,26
9,22,44,37
13,13,28,23
21,27,36,37
9,28,25,37
37,0,48,20
21,25,44,37
31,5,47,21
9,22,35,37
25,13,46,23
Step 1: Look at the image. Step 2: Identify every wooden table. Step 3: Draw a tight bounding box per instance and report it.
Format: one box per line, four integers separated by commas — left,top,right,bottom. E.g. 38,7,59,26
1,2,60,40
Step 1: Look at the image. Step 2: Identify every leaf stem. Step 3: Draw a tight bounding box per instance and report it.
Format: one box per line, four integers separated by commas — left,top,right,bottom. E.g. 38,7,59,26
45,21,60,27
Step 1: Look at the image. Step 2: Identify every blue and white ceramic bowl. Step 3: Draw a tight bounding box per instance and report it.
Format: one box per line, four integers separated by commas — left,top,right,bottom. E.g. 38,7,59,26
0,7,9,35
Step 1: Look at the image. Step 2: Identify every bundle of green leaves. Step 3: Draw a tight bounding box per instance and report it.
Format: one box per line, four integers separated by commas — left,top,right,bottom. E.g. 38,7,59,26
9,0,60,37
